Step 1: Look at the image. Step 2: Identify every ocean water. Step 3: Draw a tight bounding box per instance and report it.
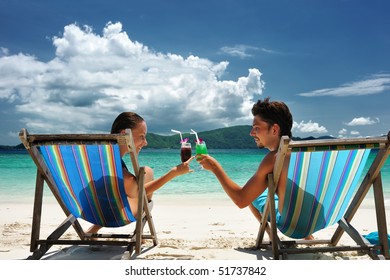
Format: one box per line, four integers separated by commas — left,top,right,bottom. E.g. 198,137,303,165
1,149,389,207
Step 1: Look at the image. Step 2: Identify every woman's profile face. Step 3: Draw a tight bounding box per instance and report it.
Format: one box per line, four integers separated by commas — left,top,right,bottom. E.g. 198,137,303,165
130,120,148,153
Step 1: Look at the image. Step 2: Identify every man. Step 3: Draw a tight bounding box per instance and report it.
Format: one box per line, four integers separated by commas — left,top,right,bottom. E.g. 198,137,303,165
197,97,293,227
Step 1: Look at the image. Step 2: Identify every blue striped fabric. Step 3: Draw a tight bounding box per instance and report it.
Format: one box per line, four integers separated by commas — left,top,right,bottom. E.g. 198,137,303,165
277,149,371,238
39,144,136,227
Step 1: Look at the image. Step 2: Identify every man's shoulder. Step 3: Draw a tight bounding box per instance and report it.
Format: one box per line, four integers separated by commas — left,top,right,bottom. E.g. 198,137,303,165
258,151,277,173
262,151,277,162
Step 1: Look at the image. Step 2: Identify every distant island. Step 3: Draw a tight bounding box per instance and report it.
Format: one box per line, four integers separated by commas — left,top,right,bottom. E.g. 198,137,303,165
0,125,335,151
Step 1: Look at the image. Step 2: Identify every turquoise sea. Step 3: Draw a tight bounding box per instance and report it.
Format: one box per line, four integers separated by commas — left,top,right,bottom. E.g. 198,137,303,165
1,149,389,207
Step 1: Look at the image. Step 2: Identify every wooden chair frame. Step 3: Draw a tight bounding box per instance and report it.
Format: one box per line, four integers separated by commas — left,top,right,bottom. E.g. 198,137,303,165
256,132,390,260
19,128,158,259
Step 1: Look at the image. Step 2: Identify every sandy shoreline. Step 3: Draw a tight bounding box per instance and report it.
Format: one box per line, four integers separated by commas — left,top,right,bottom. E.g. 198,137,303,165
0,194,388,260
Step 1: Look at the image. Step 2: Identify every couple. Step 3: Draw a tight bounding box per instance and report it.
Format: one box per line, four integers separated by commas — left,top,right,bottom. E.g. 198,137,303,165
88,97,302,238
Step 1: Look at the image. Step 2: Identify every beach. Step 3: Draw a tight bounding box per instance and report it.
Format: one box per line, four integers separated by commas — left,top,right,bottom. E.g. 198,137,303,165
1,194,388,261
1,149,389,280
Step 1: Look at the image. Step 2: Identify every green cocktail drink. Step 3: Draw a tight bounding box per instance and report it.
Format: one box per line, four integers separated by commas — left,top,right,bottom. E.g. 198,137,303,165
191,129,208,159
195,141,208,155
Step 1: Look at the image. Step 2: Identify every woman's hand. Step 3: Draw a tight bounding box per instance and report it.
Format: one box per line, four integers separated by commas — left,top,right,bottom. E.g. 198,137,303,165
172,156,195,175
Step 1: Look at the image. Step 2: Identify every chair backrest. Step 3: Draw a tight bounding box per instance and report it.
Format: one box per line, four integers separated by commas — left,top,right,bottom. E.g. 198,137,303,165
19,129,138,227
278,148,370,238
39,144,135,227
274,136,388,239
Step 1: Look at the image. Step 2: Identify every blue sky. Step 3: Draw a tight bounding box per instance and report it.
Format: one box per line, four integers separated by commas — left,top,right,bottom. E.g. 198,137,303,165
1,0,389,145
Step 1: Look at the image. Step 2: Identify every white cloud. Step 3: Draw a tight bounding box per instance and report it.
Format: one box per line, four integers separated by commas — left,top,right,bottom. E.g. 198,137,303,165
346,117,380,126
219,44,280,59
298,74,390,97
0,22,265,135
338,128,348,138
0,47,9,56
293,120,328,134
338,128,347,135
219,45,257,59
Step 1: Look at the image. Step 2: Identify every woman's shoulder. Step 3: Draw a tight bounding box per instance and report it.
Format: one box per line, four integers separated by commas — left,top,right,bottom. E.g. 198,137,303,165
123,168,136,179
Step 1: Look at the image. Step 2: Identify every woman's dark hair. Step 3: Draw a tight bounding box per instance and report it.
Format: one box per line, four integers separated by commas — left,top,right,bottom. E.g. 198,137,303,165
111,112,144,134
251,97,293,138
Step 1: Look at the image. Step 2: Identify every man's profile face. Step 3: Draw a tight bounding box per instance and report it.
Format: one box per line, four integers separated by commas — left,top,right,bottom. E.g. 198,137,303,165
250,116,271,149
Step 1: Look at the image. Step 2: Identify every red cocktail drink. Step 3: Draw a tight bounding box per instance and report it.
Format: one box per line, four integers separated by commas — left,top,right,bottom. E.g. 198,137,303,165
180,142,192,162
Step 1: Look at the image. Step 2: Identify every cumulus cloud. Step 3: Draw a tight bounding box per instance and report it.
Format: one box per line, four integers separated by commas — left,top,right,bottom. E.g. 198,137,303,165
0,22,264,135
297,74,390,97
338,128,348,138
293,120,328,134
338,128,362,138
345,117,380,126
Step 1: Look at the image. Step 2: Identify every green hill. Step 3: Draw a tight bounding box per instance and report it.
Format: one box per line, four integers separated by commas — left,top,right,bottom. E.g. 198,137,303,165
146,125,255,149
0,143,25,150
1,125,337,150
145,126,336,149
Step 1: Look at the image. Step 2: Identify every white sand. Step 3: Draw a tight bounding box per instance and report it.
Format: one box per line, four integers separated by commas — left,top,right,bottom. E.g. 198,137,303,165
1,194,388,261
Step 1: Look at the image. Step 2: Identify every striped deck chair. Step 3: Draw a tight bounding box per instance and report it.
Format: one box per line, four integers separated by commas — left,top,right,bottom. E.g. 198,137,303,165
19,128,157,260
256,132,390,260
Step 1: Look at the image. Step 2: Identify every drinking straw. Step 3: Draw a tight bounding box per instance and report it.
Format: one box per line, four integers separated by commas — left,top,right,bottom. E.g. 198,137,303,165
171,129,183,142
190,129,200,143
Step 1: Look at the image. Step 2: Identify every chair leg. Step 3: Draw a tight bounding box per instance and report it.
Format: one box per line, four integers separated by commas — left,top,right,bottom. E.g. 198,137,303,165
372,174,390,259
267,174,280,260
338,217,370,247
255,219,271,248
30,170,44,252
143,195,158,246
134,172,145,255
27,215,76,260
256,199,270,248
255,175,281,259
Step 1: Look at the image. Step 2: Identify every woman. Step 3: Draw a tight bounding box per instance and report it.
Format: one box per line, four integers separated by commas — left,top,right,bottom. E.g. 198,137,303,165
87,112,194,234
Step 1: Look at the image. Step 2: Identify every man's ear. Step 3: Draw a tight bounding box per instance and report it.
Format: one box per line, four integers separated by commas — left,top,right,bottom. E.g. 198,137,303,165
272,124,280,136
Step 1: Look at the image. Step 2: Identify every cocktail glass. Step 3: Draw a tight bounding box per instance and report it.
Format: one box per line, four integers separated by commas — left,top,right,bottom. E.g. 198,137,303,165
195,141,208,157
180,142,192,162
